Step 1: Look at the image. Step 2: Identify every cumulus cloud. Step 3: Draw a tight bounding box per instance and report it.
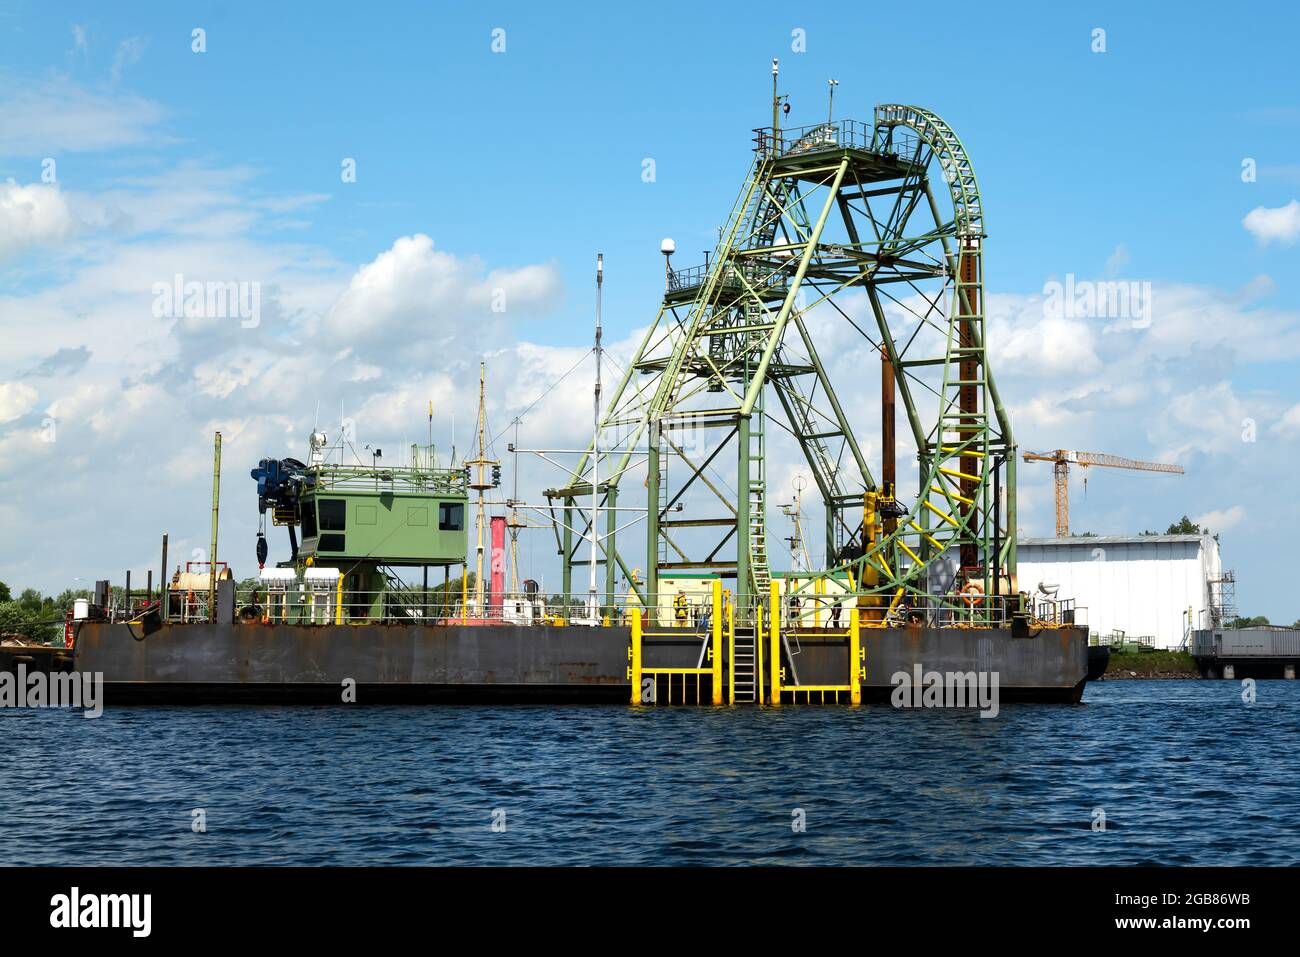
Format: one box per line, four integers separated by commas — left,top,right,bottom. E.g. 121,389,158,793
1243,199,1300,244
1193,505,1245,532
0,180,76,259
1274,402,1300,439
322,233,562,360
0,382,38,423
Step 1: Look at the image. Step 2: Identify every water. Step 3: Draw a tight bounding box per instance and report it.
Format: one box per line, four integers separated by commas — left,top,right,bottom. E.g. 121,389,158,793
1,680,1296,866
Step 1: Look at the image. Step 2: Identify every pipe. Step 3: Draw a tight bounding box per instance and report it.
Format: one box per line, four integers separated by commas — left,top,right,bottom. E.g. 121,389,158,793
160,533,169,618
490,516,506,618
209,431,222,623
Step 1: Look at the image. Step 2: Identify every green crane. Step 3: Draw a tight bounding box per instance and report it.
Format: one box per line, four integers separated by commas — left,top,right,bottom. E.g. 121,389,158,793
547,73,1015,625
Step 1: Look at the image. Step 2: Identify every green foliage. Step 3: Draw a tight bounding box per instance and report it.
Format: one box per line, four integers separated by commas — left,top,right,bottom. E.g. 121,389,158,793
0,581,10,603
1106,650,1198,675
1166,515,1202,534
0,601,58,643
1140,516,1219,542
1228,615,1270,629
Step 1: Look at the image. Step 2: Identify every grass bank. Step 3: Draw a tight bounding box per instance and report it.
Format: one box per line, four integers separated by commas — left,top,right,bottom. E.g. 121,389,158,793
1104,649,1199,678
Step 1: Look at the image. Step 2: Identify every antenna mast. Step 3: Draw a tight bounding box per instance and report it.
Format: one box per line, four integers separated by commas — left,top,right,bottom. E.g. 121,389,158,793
588,252,603,621
465,362,498,615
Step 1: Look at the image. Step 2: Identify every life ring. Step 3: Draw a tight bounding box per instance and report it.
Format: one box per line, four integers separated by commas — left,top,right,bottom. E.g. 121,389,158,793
960,581,984,608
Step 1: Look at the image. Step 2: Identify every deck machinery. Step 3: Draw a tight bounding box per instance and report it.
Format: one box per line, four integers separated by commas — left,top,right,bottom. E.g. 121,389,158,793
547,87,1017,635
250,436,470,621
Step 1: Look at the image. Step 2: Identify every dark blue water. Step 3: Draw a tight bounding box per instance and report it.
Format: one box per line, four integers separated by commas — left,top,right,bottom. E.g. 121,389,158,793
1,680,1296,865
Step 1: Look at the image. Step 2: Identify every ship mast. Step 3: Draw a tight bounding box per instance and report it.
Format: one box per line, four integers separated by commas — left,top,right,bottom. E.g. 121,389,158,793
466,362,497,615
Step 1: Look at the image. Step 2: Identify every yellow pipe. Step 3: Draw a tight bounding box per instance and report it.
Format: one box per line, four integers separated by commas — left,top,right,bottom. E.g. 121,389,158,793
849,607,862,705
924,499,960,527
907,521,943,551
887,587,905,614
711,579,723,705
940,446,984,457
931,484,974,506
814,577,823,628
335,576,343,625
756,604,764,704
769,579,781,706
898,539,923,566
461,565,468,624
630,607,643,705
939,466,981,483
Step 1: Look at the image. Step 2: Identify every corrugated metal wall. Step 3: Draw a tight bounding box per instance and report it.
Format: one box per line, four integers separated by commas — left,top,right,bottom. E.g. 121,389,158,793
1017,536,1218,648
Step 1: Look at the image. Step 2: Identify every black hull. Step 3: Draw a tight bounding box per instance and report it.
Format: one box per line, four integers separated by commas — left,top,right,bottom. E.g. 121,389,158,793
63,620,1094,705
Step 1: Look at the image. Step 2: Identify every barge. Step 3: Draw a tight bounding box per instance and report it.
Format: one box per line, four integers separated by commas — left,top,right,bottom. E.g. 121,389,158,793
70,619,1094,705
38,97,1109,706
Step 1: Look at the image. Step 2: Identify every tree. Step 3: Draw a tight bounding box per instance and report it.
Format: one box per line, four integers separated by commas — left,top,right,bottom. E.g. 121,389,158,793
16,588,42,613
0,600,58,644
1228,615,1269,630
0,581,9,602
1141,516,1218,542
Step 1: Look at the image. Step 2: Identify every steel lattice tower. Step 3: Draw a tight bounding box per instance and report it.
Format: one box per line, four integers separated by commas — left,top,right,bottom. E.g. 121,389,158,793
548,93,1016,624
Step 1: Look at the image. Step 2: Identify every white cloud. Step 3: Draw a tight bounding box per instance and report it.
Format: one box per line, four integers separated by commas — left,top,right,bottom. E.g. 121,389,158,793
110,37,149,84
1105,243,1130,276
0,76,164,155
1193,505,1245,532
0,180,76,259
0,382,38,423
322,233,562,359
1274,402,1300,439
1243,199,1300,245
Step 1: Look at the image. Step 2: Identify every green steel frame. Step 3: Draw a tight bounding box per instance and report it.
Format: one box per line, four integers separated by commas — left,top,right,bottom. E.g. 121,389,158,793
547,104,1016,622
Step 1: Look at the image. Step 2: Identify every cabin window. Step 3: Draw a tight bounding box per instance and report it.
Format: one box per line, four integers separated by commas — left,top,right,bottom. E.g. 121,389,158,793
301,505,317,539
319,498,346,531
318,534,346,552
438,502,464,531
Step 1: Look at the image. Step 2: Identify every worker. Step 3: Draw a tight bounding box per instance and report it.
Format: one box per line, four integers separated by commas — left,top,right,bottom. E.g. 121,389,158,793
673,591,688,628
829,600,842,630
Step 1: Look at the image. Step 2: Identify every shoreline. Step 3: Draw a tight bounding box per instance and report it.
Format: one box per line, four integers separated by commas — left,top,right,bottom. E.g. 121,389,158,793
1101,649,1200,680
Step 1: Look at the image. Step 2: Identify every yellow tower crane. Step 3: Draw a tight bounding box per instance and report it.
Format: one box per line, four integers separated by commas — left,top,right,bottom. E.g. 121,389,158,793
1021,450,1184,537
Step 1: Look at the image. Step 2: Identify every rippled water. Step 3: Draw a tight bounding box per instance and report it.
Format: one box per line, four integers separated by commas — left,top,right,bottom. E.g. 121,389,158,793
1,680,1296,865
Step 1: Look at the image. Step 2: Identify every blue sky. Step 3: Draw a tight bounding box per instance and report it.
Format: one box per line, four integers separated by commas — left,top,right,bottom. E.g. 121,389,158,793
0,1,1297,621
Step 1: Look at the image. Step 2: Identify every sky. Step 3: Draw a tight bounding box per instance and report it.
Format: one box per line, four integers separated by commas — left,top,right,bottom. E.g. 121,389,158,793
0,1,1297,622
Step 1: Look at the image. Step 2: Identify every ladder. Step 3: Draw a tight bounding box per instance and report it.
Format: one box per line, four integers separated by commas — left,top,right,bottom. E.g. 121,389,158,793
732,627,757,702
747,394,770,598
656,449,670,568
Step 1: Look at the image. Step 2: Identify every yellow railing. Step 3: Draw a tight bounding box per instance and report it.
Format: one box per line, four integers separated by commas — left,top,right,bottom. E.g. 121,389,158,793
629,579,724,706
768,580,862,705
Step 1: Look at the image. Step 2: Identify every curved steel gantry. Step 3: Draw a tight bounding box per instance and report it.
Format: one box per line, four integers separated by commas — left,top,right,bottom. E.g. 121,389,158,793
548,103,1016,623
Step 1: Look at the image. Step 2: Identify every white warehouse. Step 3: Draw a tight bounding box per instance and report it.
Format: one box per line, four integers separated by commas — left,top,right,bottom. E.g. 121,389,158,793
1016,534,1223,649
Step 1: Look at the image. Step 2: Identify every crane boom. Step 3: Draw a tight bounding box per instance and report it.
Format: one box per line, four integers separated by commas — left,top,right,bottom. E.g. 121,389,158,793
1072,451,1183,473
1021,449,1184,536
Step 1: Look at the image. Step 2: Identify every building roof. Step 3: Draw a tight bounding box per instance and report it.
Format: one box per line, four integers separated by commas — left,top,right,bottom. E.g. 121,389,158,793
1020,534,1208,546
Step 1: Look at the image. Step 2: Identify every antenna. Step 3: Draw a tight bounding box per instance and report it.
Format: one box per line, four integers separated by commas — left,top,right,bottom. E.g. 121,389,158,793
827,78,838,127
772,58,780,135
660,237,675,290
588,252,604,622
